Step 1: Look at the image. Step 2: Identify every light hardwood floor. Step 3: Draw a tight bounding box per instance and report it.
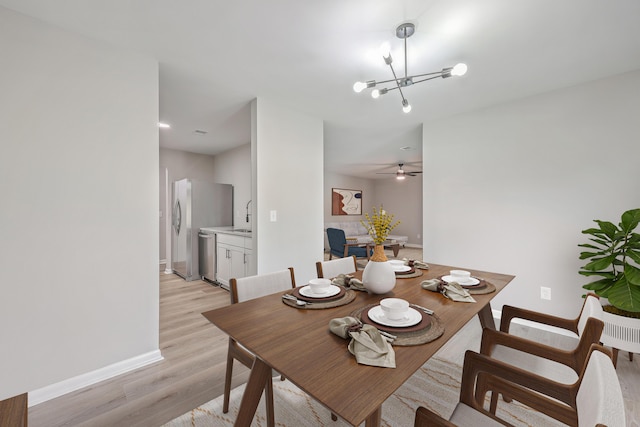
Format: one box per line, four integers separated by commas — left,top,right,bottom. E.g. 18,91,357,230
28,251,639,426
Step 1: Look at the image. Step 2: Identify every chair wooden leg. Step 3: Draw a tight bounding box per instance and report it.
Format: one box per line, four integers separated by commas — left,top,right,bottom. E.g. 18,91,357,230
629,352,634,362
612,347,619,368
223,351,234,413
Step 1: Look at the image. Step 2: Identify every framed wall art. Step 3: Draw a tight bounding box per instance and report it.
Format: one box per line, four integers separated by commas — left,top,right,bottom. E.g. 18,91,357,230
331,188,362,215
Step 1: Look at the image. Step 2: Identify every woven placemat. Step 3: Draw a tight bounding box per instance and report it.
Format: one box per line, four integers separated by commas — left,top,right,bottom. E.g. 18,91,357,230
395,269,423,279
467,279,496,295
349,304,444,346
282,289,356,309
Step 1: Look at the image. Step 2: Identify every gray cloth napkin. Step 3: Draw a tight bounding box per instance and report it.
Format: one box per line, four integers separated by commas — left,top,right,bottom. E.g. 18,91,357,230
402,258,429,269
421,278,476,303
332,274,365,291
329,317,396,368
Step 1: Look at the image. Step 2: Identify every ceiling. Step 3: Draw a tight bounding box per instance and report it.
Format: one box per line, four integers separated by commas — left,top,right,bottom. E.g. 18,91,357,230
3,0,640,179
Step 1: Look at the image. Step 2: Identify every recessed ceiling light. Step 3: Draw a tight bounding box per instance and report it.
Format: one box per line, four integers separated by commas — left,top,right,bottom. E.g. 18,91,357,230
400,146,413,151
158,122,171,128
194,129,208,135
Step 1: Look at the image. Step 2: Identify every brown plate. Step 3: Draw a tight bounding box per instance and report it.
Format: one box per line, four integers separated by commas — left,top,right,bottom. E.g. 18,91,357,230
361,305,431,333
292,285,346,302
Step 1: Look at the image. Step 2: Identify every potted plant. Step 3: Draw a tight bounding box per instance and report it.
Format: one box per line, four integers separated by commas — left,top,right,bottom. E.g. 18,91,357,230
360,206,400,294
579,208,640,359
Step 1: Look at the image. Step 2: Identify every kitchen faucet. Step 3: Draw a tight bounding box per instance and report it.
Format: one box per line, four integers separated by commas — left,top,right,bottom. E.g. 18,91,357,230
245,200,252,223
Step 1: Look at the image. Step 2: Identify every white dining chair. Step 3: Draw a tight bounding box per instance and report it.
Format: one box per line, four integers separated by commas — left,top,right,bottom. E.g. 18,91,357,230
414,344,625,427
316,255,357,279
223,268,296,427
480,293,605,413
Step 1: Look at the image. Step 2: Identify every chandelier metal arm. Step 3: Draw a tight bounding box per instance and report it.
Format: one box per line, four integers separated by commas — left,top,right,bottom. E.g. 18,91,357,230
409,75,445,85
388,62,408,104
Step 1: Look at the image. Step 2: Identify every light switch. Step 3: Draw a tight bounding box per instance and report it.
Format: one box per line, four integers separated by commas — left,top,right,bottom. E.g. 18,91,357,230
270,210,277,222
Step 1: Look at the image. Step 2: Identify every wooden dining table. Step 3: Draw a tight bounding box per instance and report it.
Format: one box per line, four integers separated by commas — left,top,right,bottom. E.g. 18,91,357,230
202,263,515,426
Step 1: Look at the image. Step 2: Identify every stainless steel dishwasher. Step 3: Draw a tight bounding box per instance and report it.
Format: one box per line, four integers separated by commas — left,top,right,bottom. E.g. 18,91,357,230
198,232,216,283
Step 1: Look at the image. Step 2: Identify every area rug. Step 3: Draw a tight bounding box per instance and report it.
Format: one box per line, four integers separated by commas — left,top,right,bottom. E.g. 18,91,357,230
164,357,563,427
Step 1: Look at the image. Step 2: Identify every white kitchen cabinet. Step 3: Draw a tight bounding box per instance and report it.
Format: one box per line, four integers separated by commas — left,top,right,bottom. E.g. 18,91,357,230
215,232,253,289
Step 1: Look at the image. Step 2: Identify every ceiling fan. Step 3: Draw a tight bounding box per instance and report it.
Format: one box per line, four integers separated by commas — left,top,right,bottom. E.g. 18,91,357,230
376,163,422,180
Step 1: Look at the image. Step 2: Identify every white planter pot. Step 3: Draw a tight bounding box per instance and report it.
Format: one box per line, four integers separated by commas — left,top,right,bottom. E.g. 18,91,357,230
600,311,640,354
362,260,396,294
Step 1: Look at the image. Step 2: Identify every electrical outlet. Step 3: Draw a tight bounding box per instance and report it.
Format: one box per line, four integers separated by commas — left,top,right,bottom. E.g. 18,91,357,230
270,210,277,222
540,287,551,300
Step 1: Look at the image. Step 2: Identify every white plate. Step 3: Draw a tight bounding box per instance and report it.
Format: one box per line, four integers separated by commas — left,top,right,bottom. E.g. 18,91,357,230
392,265,411,273
441,275,480,286
368,306,422,327
299,284,341,298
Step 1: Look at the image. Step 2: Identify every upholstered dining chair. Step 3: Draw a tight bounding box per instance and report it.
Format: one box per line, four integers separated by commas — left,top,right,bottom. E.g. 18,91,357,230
480,293,605,414
316,255,357,279
414,344,625,427
326,227,373,260
223,268,296,427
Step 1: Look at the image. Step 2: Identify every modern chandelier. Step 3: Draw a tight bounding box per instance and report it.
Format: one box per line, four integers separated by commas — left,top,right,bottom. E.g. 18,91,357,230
353,22,467,113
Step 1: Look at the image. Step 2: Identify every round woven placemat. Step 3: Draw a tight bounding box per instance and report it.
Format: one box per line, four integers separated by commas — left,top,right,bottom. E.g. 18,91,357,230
349,304,444,346
282,289,356,309
395,269,423,279
467,279,496,295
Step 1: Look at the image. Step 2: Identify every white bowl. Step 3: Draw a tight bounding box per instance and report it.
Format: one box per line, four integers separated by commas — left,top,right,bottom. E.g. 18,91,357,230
308,278,332,294
449,270,471,282
380,298,410,320
388,260,404,266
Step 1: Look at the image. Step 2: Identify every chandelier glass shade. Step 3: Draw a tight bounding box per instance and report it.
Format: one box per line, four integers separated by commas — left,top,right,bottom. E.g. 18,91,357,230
353,22,467,113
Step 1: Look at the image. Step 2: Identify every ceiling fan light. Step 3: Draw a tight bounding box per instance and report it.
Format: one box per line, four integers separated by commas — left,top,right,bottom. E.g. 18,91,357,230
396,172,406,180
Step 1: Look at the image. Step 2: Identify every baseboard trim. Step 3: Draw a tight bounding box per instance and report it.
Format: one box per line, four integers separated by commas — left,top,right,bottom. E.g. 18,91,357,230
491,309,577,338
28,350,164,407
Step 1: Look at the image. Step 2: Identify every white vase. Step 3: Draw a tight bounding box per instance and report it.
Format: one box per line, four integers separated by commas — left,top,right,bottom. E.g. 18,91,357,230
362,245,396,294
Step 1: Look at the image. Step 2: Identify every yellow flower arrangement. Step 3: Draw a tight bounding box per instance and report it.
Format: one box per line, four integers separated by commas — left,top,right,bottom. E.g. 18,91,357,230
361,206,401,245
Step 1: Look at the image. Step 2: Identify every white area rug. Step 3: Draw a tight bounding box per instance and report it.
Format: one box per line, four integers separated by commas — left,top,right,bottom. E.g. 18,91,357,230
164,357,564,426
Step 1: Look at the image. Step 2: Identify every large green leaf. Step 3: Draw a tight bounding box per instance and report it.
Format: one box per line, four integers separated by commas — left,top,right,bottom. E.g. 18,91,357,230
582,278,614,292
583,254,616,271
595,220,619,239
578,243,602,250
578,271,616,279
607,276,640,312
588,237,611,247
627,249,640,265
625,264,640,286
579,251,603,260
620,209,640,234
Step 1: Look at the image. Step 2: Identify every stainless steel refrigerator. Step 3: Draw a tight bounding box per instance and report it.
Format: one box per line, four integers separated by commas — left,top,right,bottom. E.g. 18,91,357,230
171,179,233,281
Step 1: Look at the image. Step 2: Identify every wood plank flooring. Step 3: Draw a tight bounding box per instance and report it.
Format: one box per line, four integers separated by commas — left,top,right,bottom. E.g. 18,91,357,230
27,256,639,426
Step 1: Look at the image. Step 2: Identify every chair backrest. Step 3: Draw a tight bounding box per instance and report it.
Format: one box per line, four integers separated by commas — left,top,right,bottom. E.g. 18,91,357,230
576,347,625,427
316,256,357,279
230,268,295,304
577,294,604,336
326,228,346,252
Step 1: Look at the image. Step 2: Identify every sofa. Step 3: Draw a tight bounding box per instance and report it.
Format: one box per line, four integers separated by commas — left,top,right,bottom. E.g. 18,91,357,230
324,221,408,256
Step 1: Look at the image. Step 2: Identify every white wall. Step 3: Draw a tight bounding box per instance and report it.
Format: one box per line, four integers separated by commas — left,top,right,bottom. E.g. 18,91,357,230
423,70,640,318
0,8,159,400
211,143,252,228
252,99,324,284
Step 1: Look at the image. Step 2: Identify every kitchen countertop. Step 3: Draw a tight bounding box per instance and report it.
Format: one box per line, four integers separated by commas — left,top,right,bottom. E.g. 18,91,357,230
199,226,252,237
